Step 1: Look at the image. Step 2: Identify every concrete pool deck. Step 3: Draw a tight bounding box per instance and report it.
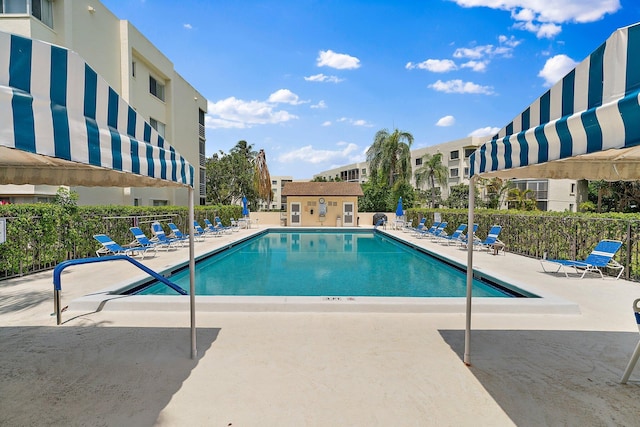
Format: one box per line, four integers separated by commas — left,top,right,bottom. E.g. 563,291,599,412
1,225,639,425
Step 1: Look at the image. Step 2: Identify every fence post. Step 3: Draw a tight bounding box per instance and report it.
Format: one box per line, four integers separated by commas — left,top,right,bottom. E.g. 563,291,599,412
626,221,632,280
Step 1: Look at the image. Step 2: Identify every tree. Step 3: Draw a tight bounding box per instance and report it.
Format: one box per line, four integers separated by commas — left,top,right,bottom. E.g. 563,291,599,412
414,152,448,208
366,128,414,188
444,184,472,209
254,149,272,207
507,187,536,210
480,177,509,209
205,140,257,205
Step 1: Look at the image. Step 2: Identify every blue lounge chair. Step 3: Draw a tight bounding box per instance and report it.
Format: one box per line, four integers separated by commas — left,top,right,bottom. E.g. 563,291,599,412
407,218,426,234
207,218,232,234
168,222,201,242
151,222,182,248
438,223,467,245
195,220,219,237
417,221,447,239
621,298,640,383
473,225,504,253
414,221,439,237
129,226,165,252
540,239,624,279
458,224,479,247
93,234,154,259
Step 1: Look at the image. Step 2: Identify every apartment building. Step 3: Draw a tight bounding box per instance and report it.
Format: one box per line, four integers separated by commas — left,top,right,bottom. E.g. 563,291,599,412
0,0,208,206
314,136,584,212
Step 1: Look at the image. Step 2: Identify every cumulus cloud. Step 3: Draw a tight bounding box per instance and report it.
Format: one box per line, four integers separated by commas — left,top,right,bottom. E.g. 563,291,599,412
451,0,621,38
461,60,487,72
538,54,579,86
267,89,307,105
304,73,345,83
406,59,457,72
429,79,494,95
317,50,361,69
206,96,298,129
311,100,327,109
322,121,332,126
278,143,361,164
436,115,456,127
468,126,501,137
183,23,193,30
337,117,373,127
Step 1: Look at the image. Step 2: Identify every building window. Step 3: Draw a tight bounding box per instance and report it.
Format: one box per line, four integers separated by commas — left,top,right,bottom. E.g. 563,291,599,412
149,117,165,137
450,150,459,160
134,198,141,206
149,76,165,101
464,148,476,158
570,183,576,195
0,0,27,14
152,199,168,206
361,168,367,176
415,158,422,166
450,168,459,178
464,167,469,177
1,0,52,27
272,180,277,185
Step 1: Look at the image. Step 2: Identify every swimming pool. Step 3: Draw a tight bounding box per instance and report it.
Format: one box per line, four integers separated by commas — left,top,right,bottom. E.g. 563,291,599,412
135,230,530,298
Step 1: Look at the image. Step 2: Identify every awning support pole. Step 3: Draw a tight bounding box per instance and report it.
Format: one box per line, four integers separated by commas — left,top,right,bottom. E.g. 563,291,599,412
464,177,475,366
189,187,197,359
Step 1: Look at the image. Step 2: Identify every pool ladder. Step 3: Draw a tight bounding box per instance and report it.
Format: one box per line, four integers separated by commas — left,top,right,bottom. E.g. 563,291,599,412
52,255,187,325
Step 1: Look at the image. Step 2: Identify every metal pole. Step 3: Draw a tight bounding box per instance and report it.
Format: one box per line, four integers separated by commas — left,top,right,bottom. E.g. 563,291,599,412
54,289,61,325
464,177,475,366
189,187,197,359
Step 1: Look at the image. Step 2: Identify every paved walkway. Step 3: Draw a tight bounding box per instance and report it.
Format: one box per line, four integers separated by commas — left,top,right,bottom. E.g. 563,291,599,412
1,225,639,426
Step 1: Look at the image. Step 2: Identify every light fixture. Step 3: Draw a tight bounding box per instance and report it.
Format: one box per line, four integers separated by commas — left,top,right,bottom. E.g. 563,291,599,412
87,6,96,13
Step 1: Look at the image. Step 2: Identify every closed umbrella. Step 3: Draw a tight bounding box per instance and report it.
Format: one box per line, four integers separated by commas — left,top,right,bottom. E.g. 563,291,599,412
395,197,403,217
242,196,249,217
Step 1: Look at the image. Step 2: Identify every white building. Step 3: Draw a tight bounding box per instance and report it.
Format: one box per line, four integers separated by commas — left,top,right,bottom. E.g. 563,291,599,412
0,0,208,206
314,136,585,212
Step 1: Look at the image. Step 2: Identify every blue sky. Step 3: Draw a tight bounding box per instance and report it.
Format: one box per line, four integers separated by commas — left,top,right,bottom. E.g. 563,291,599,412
102,0,640,179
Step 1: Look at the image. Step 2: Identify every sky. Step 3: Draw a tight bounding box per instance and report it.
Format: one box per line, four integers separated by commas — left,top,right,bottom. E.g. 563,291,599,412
102,0,640,179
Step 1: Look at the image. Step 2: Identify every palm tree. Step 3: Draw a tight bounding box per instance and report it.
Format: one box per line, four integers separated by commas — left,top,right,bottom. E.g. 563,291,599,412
414,152,448,208
253,149,272,208
507,187,536,210
366,129,414,187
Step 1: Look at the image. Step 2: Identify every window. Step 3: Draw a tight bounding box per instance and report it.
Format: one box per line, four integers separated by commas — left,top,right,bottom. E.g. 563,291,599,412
0,0,27,14
361,168,367,176
450,150,459,160
134,198,141,206
32,0,53,28
152,199,168,206
149,117,165,137
463,167,469,177
570,183,576,195
272,180,277,185
450,168,459,178
415,158,422,166
149,76,165,101
464,148,476,158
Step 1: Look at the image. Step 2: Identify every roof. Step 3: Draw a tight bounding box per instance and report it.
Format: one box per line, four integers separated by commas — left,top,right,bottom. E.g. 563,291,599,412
281,182,364,196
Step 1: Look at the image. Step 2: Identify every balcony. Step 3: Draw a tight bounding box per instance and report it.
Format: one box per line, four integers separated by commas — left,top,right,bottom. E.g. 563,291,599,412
199,124,205,139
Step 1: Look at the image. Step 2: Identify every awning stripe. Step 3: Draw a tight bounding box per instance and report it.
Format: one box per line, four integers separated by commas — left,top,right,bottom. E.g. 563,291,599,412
0,31,194,188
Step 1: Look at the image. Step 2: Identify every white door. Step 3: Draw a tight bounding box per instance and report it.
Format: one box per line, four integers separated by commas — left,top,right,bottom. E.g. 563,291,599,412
290,202,301,226
342,202,354,226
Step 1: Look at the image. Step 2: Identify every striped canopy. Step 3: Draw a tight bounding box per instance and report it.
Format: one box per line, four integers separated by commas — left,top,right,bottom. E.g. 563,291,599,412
470,22,640,181
0,31,193,188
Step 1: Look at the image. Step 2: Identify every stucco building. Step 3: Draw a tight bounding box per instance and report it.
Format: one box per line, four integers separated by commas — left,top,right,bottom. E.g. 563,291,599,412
281,182,364,227
0,0,208,206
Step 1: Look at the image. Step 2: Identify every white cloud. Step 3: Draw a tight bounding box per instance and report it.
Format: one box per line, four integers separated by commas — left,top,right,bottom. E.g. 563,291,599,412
268,89,307,105
406,59,457,72
337,117,373,127
429,79,494,95
206,97,298,129
436,115,456,127
461,60,487,72
311,100,327,109
538,54,579,86
278,143,361,164
317,50,361,69
304,73,345,83
451,0,621,38
322,121,332,126
468,126,501,137
183,23,193,30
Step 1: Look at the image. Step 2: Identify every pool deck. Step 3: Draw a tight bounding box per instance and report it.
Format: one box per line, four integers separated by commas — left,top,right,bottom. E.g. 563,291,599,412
1,225,640,425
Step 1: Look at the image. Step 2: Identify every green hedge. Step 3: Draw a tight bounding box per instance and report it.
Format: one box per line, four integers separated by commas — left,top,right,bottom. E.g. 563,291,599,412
0,204,242,279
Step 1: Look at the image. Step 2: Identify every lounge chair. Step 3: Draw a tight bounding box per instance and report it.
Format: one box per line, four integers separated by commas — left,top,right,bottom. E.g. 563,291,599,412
621,298,640,383
129,226,166,252
93,234,154,259
407,218,426,234
195,220,219,237
229,218,240,232
168,222,202,242
438,223,467,245
472,225,504,254
208,217,232,234
414,221,439,237
458,224,479,247
151,222,182,248
417,221,447,239
540,239,624,279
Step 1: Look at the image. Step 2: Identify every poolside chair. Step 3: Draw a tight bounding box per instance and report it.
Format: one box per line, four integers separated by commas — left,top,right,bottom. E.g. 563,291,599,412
540,239,624,279
229,218,240,232
417,221,447,239
93,234,154,259
208,217,232,234
151,222,183,248
195,220,219,237
438,223,467,245
374,218,385,229
472,225,504,254
168,222,202,242
407,218,426,234
621,298,640,383
457,224,479,247
129,226,165,252
414,221,439,237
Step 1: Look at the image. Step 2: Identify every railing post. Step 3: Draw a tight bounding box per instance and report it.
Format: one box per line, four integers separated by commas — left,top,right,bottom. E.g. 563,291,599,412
626,221,632,280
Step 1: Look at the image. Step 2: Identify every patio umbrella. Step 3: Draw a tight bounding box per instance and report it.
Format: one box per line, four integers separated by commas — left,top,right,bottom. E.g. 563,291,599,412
395,197,403,217
242,196,249,217
463,22,640,366
0,31,198,358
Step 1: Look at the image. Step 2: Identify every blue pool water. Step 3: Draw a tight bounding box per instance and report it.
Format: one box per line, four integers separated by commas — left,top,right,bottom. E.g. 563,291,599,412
137,230,523,298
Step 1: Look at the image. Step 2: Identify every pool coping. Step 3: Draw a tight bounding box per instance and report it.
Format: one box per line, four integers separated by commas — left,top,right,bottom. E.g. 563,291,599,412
66,227,581,315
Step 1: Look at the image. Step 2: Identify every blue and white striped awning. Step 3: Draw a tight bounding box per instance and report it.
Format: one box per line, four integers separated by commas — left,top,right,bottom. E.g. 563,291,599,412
0,31,193,188
470,22,640,181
